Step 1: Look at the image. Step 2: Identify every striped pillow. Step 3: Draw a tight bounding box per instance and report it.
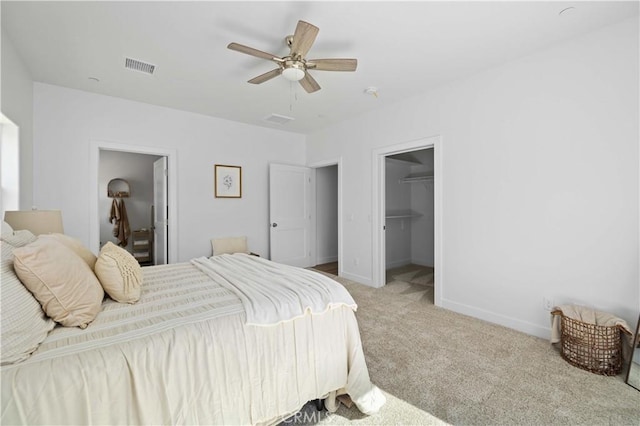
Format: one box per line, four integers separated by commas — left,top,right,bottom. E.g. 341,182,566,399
1,220,13,237
0,229,37,248
0,241,55,365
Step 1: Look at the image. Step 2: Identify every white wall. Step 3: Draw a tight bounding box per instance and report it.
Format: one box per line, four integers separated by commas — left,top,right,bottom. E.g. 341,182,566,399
98,150,161,251
1,30,33,210
33,83,305,261
316,165,338,264
307,18,639,336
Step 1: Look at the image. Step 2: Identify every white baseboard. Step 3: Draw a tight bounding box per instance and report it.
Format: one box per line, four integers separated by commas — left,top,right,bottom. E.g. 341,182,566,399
340,270,373,287
317,255,338,265
440,298,551,340
385,258,412,269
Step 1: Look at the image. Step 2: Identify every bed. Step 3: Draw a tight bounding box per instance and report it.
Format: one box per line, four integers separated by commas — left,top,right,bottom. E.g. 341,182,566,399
0,232,385,425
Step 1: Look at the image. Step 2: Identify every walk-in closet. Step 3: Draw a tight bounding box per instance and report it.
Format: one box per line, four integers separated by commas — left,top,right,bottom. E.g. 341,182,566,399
384,148,435,299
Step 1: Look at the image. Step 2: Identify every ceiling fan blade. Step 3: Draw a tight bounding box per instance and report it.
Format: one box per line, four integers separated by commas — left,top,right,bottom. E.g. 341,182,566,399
299,72,321,93
227,42,282,62
289,20,319,59
248,68,282,84
307,58,358,72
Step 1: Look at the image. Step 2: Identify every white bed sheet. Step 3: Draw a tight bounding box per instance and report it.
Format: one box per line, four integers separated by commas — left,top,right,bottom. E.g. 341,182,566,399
1,258,384,425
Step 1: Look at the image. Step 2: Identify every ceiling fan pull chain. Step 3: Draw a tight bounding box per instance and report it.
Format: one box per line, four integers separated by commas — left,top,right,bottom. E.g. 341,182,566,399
290,82,294,112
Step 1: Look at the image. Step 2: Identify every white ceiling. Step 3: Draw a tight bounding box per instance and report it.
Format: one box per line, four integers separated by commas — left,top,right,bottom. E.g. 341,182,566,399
2,1,638,134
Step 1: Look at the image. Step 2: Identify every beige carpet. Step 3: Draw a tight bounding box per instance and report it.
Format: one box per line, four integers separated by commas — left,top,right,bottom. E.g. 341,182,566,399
387,264,434,286
387,264,435,304
284,273,640,425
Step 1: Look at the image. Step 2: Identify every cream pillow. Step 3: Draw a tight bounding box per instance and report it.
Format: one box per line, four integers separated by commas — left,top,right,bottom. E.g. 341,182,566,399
0,241,55,364
40,233,97,269
13,238,104,328
211,236,249,256
94,241,142,304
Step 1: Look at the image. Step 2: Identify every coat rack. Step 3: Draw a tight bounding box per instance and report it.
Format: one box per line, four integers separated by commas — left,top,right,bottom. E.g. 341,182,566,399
107,178,131,198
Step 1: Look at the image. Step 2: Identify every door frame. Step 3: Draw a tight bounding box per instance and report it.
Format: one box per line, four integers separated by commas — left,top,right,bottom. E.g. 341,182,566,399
89,140,178,263
371,135,443,306
153,156,168,265
308,157,342,276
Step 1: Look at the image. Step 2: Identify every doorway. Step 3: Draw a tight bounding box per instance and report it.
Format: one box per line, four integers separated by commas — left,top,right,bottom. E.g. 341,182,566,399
268,160,342,274
314,164,339,275
385,149,435,303
372,135,442,306
98,150,163,265
308,158,342,277
89,141,178,263
268,163,313,267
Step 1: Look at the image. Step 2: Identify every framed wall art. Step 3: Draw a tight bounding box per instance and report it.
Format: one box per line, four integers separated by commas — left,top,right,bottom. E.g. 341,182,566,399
215,164,242,198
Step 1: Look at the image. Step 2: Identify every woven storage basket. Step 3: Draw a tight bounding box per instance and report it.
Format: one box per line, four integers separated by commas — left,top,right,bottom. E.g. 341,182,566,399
552,310,625,376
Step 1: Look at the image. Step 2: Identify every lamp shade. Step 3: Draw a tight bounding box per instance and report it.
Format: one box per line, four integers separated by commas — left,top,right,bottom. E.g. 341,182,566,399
4,210,64,235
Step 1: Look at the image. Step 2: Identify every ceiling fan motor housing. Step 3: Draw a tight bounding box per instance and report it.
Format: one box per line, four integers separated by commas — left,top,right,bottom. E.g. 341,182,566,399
285,35,294,48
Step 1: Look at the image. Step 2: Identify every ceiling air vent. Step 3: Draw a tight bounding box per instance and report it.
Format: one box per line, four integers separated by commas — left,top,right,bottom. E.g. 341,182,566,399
125,57,156,75
263,113,295,125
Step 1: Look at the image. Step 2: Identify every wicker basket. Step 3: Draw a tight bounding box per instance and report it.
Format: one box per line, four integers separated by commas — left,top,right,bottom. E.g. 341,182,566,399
552,310,626,376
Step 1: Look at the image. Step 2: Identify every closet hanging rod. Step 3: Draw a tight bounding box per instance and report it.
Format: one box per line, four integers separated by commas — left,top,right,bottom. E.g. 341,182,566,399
398,175,433,184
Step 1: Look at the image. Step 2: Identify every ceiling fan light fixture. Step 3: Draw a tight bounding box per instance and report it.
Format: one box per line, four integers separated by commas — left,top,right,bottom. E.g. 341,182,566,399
282,66,305,81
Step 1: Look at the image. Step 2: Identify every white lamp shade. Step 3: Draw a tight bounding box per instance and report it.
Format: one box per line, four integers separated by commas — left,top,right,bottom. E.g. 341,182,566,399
4,210,64,235
282,67,305,81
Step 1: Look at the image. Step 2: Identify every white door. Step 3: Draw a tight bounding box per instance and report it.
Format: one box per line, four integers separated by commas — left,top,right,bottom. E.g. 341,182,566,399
269,163,313,267
153,157,168,265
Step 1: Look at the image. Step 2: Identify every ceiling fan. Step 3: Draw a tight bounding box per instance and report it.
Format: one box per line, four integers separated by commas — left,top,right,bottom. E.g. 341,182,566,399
227,20,357,93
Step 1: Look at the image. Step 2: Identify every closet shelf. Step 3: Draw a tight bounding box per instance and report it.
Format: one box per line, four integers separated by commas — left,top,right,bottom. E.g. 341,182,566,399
385,210,423,219
386,153,422,165
132,229,153,266
399,175,433,184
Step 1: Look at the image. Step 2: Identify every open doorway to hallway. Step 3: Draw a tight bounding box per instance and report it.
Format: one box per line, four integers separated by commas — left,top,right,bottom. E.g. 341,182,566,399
312,164,339,276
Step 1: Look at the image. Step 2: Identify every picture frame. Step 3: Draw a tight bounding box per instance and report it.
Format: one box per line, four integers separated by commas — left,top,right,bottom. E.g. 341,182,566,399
215,164,242,198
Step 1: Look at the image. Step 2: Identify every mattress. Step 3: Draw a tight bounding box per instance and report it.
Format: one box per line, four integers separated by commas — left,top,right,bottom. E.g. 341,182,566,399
1,256,384,425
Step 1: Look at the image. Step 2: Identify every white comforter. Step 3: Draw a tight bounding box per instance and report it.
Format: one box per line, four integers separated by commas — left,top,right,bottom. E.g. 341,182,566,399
192,254,357,325
1,256,384,425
